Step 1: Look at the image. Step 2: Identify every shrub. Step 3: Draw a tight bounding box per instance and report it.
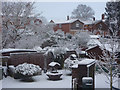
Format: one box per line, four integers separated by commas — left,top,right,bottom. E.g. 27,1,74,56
15,63,42,76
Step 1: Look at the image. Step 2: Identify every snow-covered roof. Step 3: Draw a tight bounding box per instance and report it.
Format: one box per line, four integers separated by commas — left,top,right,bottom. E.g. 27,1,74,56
55,19,83,24
70,54,77,58
81,20,94,25
54,19,102,25
0,48,36,53
71,59,96,68
90,35,100,39
78,59,95,65
81,20,102,25
86,45,99,51
92,20,102,25
82,77,93,80
49,62,60,67
87,39,102,47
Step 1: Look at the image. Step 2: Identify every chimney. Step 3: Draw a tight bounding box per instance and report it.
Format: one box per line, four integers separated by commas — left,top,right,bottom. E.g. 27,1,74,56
102,14,104,20
67,16,69,20
93,17,95,21
39,19,42,24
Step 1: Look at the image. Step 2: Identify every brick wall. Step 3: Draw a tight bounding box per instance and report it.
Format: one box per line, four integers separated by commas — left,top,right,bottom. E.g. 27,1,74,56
54,23,70,34
72,64,95,89
8,52,54,69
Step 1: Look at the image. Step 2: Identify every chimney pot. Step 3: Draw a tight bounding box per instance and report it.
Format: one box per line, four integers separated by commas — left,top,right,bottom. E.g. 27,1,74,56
102,14,104,20
67,16,69,20
93,17,95,21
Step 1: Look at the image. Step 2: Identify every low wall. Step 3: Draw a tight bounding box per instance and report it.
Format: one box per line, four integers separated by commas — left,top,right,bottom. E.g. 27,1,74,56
2,50,78,70
9,52,53,69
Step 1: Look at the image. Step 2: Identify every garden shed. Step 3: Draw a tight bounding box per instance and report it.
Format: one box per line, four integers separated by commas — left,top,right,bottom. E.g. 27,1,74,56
72,59,95,90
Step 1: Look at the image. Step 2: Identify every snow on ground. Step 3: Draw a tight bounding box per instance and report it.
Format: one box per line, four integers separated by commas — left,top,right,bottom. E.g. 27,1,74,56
2,70,72,88
95,73,118,88
2,70,119,89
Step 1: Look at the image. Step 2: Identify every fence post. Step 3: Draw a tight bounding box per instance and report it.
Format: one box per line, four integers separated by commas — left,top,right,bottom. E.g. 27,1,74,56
72,78,77,90
44,54,47,73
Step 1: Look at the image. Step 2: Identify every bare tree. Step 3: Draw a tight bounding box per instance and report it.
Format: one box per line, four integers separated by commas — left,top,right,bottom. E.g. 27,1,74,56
88,16,120,90
2,2,40,48
14,22,55,49
71,4,95,21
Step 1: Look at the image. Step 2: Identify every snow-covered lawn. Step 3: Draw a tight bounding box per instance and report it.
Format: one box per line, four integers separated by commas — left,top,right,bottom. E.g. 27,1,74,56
1,70,119,88
2,70,72,88
95,73,118,88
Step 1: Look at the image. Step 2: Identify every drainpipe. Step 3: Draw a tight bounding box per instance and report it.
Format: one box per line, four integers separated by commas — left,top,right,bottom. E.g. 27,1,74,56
87,66,89,77
44,54,47,73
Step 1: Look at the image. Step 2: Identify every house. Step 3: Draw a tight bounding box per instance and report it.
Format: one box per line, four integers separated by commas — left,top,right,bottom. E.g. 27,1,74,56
52,16,84,34
52,15,109,36
83,14,109,36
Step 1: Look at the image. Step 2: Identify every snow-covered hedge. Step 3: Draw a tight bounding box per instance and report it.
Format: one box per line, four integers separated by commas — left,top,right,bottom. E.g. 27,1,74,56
64,56,78,70
15,63,42,76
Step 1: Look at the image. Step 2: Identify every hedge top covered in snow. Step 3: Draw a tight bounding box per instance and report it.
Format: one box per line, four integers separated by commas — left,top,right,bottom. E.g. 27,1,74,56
0,48,36,53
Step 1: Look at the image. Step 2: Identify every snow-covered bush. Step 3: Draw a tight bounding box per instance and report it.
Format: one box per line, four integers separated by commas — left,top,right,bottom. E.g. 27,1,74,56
44,46,67,58
73,31,90,48
53,47,67,58
15,63,42,76
44,46,67,69
64,54,78,70
41,38,57,48
33,46,42,52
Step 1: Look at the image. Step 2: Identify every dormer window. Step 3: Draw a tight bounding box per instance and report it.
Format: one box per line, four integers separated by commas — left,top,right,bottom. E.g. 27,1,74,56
76,23,79,27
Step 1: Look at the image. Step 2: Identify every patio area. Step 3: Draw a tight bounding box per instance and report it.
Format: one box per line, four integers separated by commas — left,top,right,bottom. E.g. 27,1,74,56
1,70,119,89
2,70,71,88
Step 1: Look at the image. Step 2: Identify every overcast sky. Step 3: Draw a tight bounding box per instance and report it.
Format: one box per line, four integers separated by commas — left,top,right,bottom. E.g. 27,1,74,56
34,2,107,22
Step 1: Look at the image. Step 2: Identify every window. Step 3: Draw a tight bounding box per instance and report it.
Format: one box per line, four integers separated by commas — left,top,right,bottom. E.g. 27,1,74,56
76,23,79,27
98,24,102,30
59,24,62,28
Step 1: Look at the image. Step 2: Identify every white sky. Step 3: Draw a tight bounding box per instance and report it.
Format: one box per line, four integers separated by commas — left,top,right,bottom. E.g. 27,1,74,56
34,2,107,22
